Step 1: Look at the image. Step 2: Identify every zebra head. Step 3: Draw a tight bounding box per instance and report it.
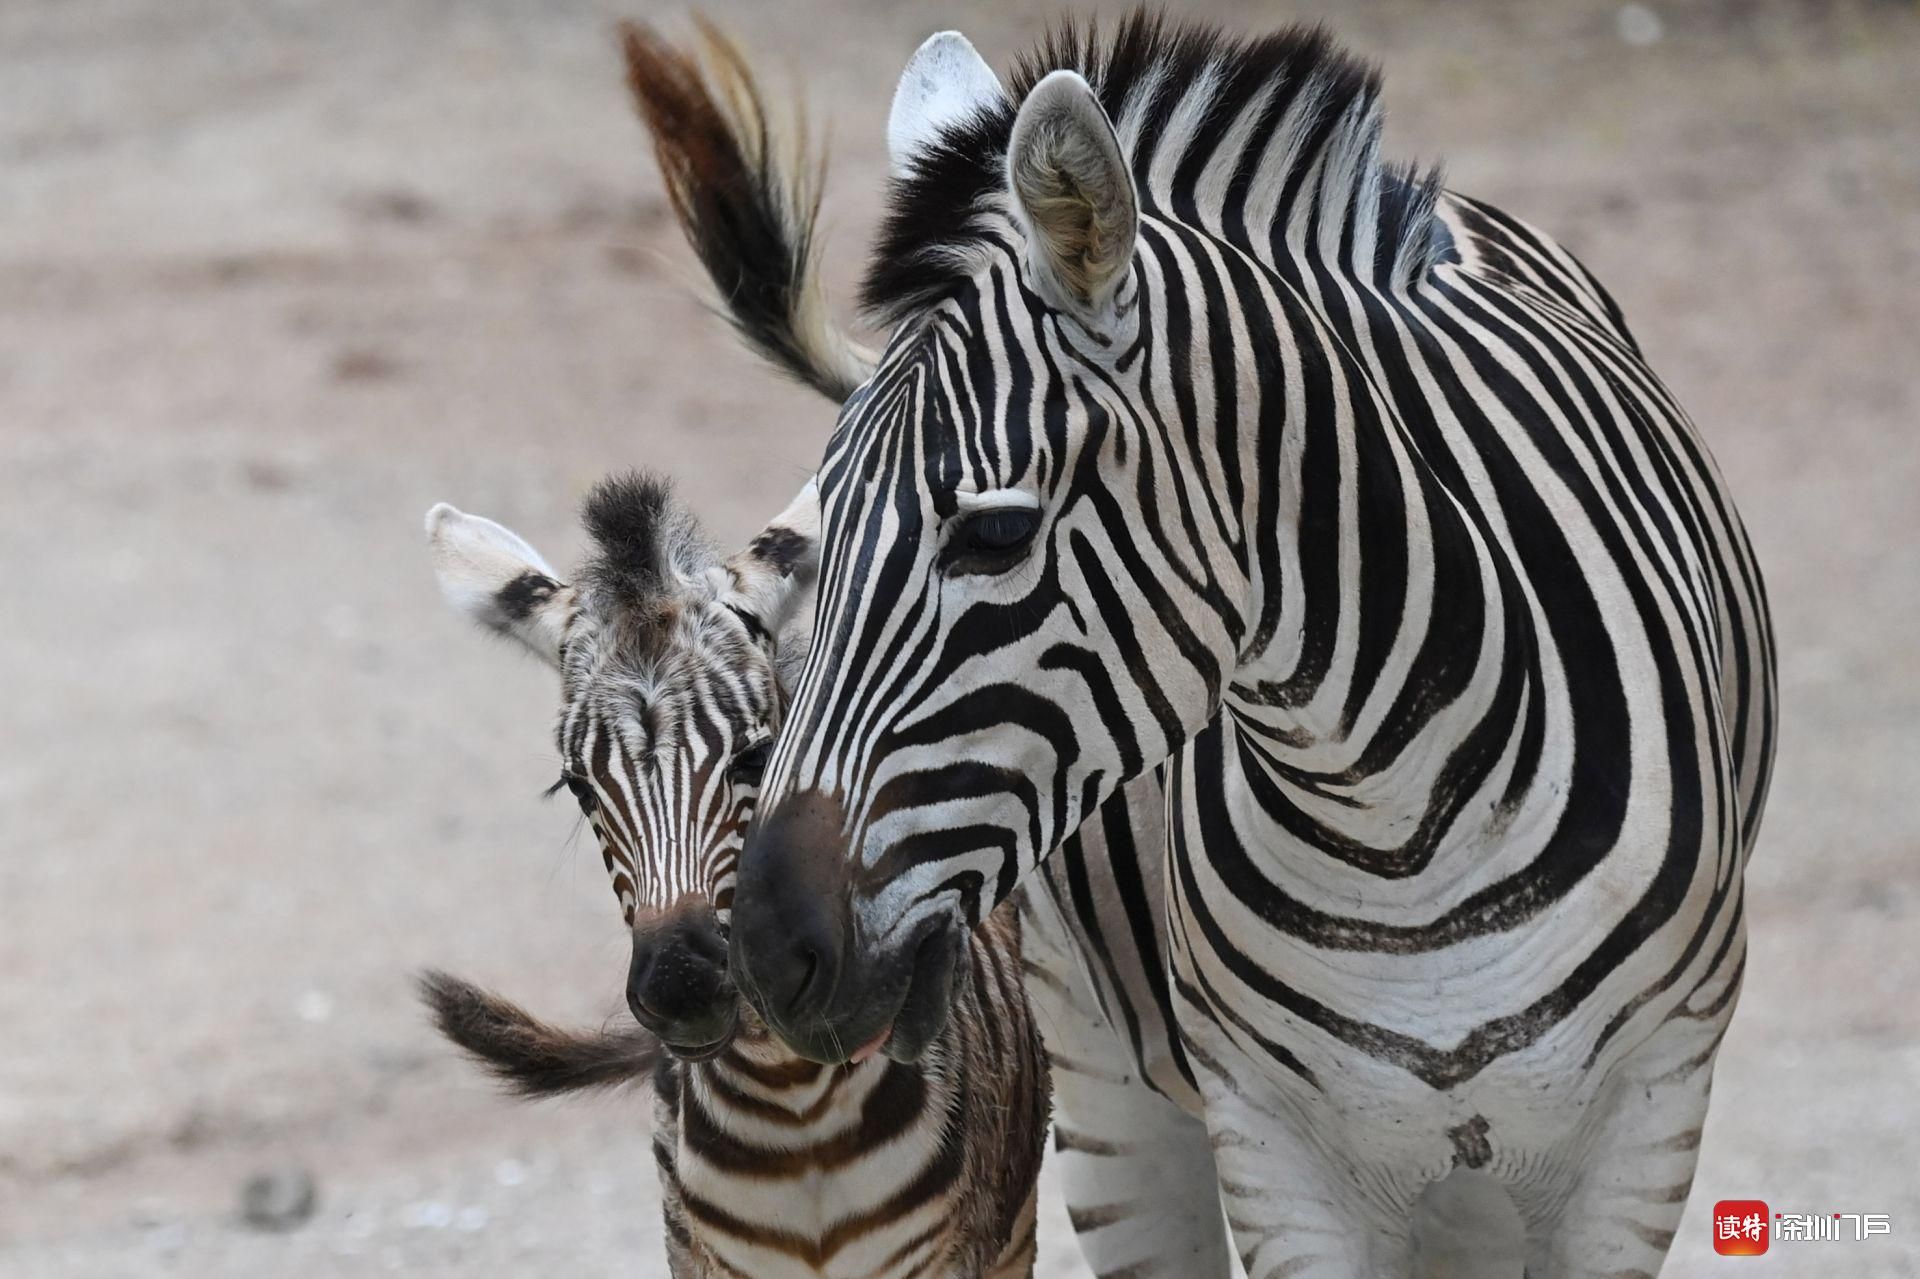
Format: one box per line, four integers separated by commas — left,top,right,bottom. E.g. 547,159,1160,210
733,28,1254,1064
428,474,818,1060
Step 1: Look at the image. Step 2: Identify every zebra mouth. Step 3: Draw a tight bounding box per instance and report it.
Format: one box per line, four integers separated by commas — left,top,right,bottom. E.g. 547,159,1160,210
670,1036,733,1063
872,915,965,1064
750,914,964,1065
663,1006,740,1062
849,1026,892,1063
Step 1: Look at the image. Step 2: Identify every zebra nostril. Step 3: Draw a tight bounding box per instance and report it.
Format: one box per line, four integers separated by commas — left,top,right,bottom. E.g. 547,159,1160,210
785,948,821,1018
628,984,665,1027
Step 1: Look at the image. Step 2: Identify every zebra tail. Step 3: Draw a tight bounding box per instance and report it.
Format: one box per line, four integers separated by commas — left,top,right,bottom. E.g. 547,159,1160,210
619,19,873,403
417,969,660,1098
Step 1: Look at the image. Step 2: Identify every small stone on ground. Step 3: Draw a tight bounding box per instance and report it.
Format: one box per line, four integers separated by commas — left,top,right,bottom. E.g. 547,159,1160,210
239,1167,319,1232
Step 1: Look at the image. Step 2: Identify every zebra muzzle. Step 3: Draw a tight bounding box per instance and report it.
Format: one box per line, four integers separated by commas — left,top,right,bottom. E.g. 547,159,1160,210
627,897,738,1055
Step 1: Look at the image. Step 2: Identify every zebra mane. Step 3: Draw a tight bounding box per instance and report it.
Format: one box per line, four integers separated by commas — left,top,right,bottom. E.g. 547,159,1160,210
579,471,715,616
862,12,1447,327
574,471,810,678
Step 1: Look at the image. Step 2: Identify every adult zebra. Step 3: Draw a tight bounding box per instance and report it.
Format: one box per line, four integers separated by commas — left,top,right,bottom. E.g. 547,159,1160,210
727,15,1778,1278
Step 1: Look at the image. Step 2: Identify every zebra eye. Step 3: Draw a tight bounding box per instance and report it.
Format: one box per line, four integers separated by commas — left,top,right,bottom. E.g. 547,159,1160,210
561,773,597,813
727,740,772,786
948,506,1040,569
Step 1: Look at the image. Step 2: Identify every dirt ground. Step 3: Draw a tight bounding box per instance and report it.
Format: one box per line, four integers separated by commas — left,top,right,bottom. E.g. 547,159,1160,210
2,1,1916,1275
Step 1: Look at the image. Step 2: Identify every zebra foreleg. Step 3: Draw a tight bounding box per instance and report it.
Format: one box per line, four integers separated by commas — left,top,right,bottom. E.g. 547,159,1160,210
1049,1057,1240,1276
1178,1024,1420,1279
1019,888,1238,1277
1205,1096,1417,1279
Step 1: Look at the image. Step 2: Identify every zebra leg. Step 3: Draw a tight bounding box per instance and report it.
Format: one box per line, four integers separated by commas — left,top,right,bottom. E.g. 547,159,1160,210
1019,887,1238,1277
1176,1020,1417,1279
1051,1057,1240,1276
1512,999,1732,1277
1204,1090,1416,1278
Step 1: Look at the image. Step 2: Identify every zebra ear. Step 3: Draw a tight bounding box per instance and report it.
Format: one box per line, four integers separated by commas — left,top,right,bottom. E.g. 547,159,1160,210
723,479,820,639
887,31,1003,179
426,504,576,668
1006,70,1138,323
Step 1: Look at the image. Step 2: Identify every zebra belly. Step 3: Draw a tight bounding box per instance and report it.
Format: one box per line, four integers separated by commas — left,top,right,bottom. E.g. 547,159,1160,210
1167,833,1740,1195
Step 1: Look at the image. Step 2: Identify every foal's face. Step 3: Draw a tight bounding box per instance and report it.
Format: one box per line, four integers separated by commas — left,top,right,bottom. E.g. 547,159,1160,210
555,582,779,932
427,476,817,1059
550,583,781,1057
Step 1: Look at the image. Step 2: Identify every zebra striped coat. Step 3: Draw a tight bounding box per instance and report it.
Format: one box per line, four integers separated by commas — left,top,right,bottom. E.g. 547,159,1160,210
421,480,1049,1279
719,16,1777,1279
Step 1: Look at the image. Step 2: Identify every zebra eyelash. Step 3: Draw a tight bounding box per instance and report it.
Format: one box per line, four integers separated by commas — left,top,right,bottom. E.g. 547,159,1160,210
726,738,774,785
544,772,598,812
939,500,1043,573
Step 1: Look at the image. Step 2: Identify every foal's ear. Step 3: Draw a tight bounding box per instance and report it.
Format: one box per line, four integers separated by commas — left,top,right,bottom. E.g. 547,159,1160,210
723,478,820,639
1006,70,1138,324
425,504,576,668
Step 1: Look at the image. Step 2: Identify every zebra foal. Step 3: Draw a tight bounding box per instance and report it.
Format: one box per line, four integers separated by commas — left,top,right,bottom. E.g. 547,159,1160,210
420,476,1048,1278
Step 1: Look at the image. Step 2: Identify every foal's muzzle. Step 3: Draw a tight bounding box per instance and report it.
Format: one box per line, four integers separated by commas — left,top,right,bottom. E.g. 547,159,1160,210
628,898,737,1059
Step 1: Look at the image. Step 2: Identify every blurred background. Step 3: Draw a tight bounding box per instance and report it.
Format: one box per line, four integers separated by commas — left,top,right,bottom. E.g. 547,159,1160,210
2,1,1916,1275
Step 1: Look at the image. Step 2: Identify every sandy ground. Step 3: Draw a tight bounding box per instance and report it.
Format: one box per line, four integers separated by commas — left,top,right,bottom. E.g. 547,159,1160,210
2,1,1917,1275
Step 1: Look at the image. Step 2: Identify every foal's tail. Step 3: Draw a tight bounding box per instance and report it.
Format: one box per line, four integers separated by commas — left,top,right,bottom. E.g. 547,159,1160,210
620,19,874,404
418,969,659,1097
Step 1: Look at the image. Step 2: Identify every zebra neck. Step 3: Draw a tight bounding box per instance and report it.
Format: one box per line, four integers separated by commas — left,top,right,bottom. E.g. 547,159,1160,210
1194,265,1542,879
687,1035,889,1124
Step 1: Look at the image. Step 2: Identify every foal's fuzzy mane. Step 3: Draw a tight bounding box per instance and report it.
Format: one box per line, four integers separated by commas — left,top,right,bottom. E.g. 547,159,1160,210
573,473,809,687
862,11,1447,327
579,471,713,610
